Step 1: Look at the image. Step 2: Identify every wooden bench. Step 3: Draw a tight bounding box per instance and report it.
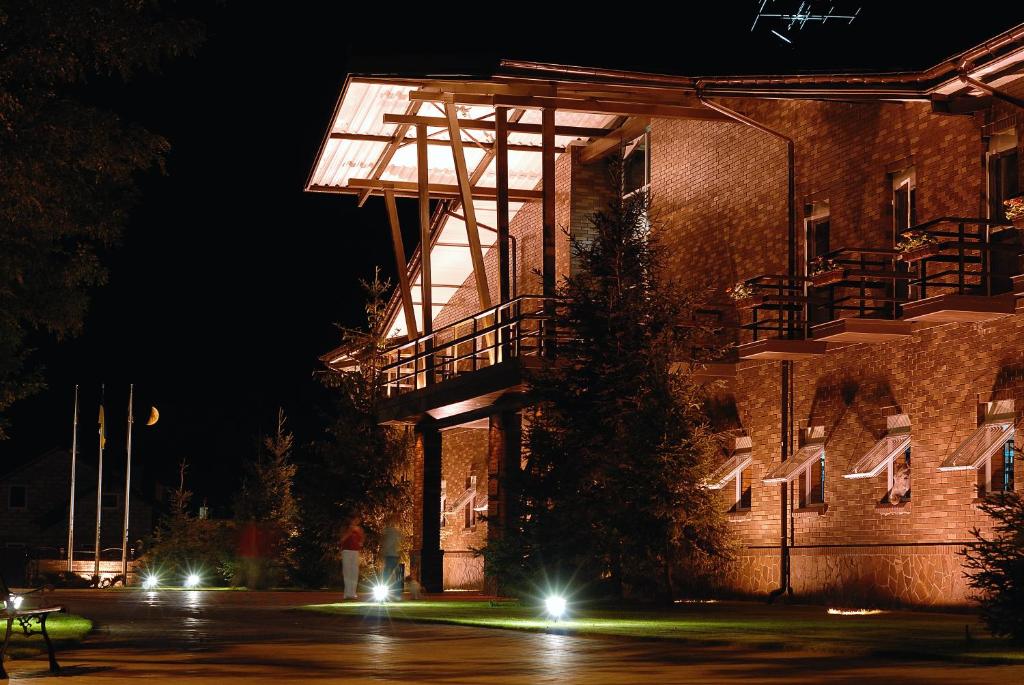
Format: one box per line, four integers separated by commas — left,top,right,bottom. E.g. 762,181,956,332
0,573,63,680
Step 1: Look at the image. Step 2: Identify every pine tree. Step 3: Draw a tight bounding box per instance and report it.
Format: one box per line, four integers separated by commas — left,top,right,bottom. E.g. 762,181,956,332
961,492,1024,641
487,171,730,601
294,271,413,586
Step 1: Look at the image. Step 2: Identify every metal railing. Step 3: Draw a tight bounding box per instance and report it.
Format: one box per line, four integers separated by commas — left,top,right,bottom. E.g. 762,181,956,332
380,295,556,397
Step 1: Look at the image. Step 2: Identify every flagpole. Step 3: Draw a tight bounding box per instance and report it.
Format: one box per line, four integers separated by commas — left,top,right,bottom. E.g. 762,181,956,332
68,385,79,573
121,384,134,583
94,384,105,583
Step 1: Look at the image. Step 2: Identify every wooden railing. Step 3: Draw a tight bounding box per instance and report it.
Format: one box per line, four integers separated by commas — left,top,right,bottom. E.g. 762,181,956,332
380,295,556,397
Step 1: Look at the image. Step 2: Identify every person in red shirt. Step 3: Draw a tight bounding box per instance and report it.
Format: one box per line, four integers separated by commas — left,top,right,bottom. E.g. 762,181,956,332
340,515,364,599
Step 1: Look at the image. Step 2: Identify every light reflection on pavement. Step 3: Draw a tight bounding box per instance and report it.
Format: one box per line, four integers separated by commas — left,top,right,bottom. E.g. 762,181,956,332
4,590,1023,684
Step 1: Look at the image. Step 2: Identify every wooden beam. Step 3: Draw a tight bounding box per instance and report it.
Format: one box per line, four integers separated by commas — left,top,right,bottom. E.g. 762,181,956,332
580,117,651,164
496,107,511,305
383,114,608,139
328,132,564,153
417,124,432,338
542,107,556,357
340,179,542,201
384,189,418,338
409,91,730,121
359,101,422,207
445,100,491,310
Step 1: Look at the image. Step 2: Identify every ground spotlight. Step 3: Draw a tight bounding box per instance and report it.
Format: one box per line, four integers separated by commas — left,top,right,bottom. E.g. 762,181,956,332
184,573,201,588
372,583,389,602
545,594,567,620
142,575,160,590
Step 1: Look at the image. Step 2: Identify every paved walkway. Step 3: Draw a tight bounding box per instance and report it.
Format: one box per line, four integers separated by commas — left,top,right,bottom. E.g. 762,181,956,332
5,590,1024,683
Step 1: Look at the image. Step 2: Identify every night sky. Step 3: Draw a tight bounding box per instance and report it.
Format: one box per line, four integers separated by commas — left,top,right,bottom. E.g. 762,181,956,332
3,4,1023,513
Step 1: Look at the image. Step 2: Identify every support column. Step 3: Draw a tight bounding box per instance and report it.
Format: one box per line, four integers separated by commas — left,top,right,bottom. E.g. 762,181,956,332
485,410,521,595
541,107,557,357
495,107,511,362
413,421,443,593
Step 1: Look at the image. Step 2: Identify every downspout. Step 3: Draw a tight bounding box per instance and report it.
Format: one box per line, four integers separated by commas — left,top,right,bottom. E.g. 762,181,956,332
696,89,797,602
957,62,1024,110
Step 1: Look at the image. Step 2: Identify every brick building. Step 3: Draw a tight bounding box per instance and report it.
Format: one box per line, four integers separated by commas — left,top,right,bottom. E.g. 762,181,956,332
310,26,1024,604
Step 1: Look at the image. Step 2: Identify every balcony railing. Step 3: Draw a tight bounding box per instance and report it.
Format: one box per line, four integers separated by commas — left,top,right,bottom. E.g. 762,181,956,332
380,295,556,398
733,216,1021,343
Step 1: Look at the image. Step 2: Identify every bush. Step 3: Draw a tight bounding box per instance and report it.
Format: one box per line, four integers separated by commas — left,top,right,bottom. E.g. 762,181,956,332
961,492,1024,641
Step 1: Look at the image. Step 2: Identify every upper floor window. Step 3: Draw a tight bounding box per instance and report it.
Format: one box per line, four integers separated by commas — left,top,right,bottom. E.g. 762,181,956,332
804,202,831,271
8,485,27,510
799,451,826,508
988,130,1019,224
892,167,917,234
622,131,650,198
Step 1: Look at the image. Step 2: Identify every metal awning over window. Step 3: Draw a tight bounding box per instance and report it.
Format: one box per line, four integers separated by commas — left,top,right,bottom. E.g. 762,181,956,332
939,422,1014,471
706,444,753,490
762,444,824,484
844,434,911,479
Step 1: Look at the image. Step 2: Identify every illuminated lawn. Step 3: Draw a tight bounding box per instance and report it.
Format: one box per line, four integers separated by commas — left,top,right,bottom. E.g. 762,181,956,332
6,613,92,659
304,600,1024,665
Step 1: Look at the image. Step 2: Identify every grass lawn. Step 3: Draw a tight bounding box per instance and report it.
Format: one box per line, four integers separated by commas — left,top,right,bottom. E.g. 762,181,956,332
304,599,1024,665
5,613,92,659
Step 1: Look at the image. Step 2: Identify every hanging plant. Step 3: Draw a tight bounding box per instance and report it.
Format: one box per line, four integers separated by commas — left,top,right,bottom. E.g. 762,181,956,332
726,281,762,308
809,256,845,286
896,231,940,262
1004,196,1024,223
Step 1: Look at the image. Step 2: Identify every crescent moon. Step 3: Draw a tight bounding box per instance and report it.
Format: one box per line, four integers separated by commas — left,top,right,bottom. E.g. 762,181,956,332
146,406,160,426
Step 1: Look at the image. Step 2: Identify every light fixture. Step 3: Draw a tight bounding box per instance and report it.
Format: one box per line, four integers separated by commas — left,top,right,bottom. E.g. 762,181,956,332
184,573,201,588
827,608,884,616
4,595,23,611
372,583,389,602
142,575,160,590
545,594,567,620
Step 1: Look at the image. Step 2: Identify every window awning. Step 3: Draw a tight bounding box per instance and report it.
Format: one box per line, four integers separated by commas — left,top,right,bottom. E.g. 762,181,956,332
844,434,911,479
938,422,1014,471
762,444,824,484
705,452,753,490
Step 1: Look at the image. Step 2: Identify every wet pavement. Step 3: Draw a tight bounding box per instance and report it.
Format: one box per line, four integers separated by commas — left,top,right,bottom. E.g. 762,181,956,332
5,590,1024,683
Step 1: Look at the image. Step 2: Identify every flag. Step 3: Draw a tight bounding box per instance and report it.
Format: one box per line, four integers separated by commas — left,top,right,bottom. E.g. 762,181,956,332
98,405,106,449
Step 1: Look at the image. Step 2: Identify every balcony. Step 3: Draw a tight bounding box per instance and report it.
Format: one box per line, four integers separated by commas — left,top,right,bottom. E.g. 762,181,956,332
377,296,554,423
807,246,915,343
897,217,1019,323
734,275,827,360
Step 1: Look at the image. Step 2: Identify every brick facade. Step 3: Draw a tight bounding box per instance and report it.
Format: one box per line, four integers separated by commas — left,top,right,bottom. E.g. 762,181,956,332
402,75,1024,606
439,425,488,590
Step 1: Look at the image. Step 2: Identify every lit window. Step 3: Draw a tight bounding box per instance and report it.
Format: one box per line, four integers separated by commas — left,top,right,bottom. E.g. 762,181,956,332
799,452,826,508
8,485,27,510
977,438,1015,497
843,414,911,504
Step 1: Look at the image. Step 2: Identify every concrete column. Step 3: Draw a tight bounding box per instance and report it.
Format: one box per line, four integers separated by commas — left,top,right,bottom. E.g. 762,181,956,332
485,410,521,594
412,421,443,592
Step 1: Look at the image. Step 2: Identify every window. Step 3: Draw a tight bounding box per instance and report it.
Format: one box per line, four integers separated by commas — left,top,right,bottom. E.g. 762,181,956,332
799,451,826,508
464,500,476,530
762,430,826,509
844,415,912,505
888,446,912,504
622,131,650,198
8,485,27,510
805,204,832,325
736,467,752,511
704,435,753,512
892,167,917,234
102,492,118,510
440,479,447,528
978,438,1015,497
988,130,1019,223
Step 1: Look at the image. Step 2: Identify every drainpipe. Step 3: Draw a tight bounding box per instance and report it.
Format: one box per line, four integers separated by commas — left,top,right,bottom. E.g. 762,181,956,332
957,62,1024,110
696,89,797,602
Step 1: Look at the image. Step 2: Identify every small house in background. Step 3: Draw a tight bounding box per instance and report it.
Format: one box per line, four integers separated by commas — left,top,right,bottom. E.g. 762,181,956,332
0,448,153,585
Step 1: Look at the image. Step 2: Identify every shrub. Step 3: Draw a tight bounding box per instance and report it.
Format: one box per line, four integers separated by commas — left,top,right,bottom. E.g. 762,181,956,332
961,492,1024,641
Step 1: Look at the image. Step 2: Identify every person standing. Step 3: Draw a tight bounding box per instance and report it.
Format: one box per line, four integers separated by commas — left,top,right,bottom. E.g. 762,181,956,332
340,515,364,600
380,518,402,599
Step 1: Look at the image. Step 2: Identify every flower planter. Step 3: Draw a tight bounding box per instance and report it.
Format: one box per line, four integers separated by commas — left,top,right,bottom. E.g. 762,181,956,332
810,269,846,287
897,243,941,262
733,295,764,309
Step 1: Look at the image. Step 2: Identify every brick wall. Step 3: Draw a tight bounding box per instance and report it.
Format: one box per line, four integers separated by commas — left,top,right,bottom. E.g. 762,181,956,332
651,94,1023,606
